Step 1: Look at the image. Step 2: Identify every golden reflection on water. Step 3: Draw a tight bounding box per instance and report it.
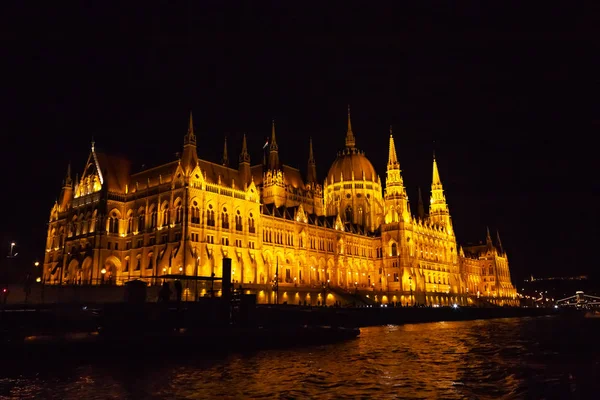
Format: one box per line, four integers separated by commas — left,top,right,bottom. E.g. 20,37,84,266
2,316,597,399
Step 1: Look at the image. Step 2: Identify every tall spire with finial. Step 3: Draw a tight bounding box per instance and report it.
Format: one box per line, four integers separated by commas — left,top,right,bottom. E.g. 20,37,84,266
387,126,399,169
268,119,279,170
64,162,72,187
384,127,408,223
222,136,229,167
496,229,504,255
184,111,196,146
345,104,356,148
429,152,450,227
239,134,250,164
182,111,198,173
486,226,493,247
238,134,251,186
307,137,317,184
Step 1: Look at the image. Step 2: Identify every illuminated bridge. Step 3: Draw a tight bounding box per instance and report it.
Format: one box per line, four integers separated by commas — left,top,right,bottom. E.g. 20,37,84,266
555,291,600,309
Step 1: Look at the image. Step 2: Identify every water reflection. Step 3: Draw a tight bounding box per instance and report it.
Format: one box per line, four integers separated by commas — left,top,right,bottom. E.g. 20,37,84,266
2,316,599,399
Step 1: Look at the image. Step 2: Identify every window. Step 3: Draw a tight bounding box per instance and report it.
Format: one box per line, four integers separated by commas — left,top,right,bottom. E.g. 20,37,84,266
222,237,229,246
235,210,243,231
161,233,168,244
147,256,153,270
149,207,157,229
191,201,200,224
135,257,141,271
393,273,399,282
127,215,133,234
391,243,398,257
126,241,131,250
138,211,145,231
175,232,182,242
137,239,143,248
249,241,255,249
248,213,255,233
207,235,214,244
235,239,242,247
162,205,170,227
207,204,215,226
107,242,112,250
345,205,352,222
175,202,183,224
109,212,119,234
114,242,119,250
149,237,156,246
222,207,229,229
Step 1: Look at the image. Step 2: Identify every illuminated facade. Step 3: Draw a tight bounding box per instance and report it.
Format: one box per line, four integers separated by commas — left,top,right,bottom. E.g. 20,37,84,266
43,110,517,306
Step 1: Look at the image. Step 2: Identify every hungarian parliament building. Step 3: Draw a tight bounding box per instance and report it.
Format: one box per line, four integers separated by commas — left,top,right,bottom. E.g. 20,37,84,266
43,109,517,306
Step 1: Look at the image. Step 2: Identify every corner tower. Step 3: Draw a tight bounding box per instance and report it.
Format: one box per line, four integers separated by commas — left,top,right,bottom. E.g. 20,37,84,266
429,155,452,231
384,127,409,223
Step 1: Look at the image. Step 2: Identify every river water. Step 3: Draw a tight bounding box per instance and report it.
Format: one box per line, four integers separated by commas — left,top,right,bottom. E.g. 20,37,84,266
1,315,599,399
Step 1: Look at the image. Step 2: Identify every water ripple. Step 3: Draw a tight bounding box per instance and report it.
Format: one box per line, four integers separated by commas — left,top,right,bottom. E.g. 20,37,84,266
2,316,600,398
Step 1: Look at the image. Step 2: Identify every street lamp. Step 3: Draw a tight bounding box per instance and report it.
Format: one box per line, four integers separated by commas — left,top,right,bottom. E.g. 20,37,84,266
100,268,106,284
9,242,15,257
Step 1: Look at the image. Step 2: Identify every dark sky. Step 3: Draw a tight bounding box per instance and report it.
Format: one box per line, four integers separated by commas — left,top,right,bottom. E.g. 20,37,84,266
1,2,598,283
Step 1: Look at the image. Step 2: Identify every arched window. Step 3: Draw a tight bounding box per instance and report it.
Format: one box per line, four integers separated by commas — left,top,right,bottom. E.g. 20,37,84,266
222,207,229,229
207,204,215,226
345,206,353,223
391,243,398,257
248,213,255,233
175,200,183,224
162,204,170,227
235,210,242,231
191,201,200,224
149,206,157,229
126,211,133,234
137,209,145,232
108,212,119,234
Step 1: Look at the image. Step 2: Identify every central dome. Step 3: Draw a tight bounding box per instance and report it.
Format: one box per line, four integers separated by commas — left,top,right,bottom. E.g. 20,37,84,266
326,106,377,184
327,148,377,184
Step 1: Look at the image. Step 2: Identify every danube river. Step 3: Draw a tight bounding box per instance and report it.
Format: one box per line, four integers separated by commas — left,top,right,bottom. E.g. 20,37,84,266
1,315,599,399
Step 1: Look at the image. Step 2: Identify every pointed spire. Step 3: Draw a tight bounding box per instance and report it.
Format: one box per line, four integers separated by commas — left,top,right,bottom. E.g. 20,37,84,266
222,136,229,167
239,134,250,164
429,154,449,227
496,229,504,254
307,137,317,184
268,120,279,170
387,127,399,169
64,162,72,187
486,226,493,247
417,187,425,219
181,111,199,173
184,111,196,146
270,119,278,150
345,105,356,148
432,155,442,187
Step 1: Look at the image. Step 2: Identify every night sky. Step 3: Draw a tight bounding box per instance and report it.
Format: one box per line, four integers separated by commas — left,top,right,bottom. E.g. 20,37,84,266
1,3,598,283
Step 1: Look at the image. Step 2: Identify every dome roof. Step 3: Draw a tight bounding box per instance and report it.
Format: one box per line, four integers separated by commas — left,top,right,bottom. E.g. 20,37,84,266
327,148,377,184
326,106,379,184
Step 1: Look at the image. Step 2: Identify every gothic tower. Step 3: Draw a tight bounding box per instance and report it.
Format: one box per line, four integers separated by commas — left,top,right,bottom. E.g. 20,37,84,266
384,128,409,224
429,155,451,231
238,134,251,188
